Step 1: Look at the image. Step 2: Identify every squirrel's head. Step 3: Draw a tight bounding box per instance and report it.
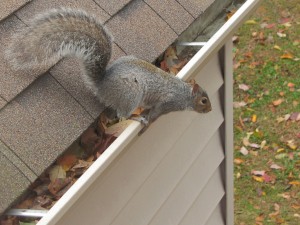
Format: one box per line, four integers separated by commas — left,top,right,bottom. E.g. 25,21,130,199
190,81,212,113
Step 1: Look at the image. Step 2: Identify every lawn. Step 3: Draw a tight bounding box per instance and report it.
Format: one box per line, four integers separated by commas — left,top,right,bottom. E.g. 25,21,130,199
233,0,300,224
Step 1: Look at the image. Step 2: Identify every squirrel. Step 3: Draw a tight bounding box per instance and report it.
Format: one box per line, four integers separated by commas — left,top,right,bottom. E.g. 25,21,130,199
6,8,212,135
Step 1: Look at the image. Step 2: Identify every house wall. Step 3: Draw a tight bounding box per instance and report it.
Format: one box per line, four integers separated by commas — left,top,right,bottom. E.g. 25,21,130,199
46,40,232,225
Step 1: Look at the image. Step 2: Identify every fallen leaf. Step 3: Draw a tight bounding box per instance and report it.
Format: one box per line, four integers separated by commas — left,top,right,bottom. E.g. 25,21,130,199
249,143,260,149
260,140,266,149
270,163,282,170
245,19,257,25
57,154,77,171
252,175,264,182
49,165,66,182
278,192,290,199
48,177,72,196
277,32,286,38
289,112,300,121
266,23,276,29
273,45,282,51
287,140,297,150
289,181,300,186
255,213,264,222
288,82,295,88
243,137,250,146
272,98,284,106
251,170,265,176
275,153,288,159
252,114,257,123
280,52,294,59
238,84,250,91
240,146,249,155
234,158,244,164
292,204,300,209
233,101,247,108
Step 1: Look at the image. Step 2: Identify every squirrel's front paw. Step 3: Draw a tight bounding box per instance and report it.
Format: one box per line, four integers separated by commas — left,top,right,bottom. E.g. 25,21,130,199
130,116,150,135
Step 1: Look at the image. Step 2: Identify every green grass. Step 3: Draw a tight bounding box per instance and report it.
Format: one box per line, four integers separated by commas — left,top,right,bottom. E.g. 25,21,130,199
233,0,300,224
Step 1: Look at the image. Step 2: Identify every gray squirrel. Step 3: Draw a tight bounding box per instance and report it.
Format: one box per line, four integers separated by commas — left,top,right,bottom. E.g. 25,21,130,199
6,8,212,134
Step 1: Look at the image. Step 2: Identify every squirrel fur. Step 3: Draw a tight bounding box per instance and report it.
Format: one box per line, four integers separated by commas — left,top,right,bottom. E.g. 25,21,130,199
7,8,212,134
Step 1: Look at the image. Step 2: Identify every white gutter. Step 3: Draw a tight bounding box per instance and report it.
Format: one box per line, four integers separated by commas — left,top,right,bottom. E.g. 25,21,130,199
37,1,261,224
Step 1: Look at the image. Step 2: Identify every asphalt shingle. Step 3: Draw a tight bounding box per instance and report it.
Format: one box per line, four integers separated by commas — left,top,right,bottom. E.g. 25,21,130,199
176,0,214,18
94,0,132,16
0,97,7,110
0,147,30,214
0,0,31,21
144,0,194,34
0,139,36,182
0,74,93,175
15,0,110,25
106,0,178,62
0,15,43,101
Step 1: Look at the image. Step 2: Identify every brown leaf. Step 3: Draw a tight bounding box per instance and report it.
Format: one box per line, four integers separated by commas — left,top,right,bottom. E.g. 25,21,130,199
48,177,72,196
234,158,244,164
57,154,77,171
289,112,300,121
281,52,294,59
272,98,284,106
238,84,250,91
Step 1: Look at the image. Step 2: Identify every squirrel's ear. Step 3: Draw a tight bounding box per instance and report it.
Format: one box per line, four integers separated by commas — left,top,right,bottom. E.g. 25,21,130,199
192,83,200,95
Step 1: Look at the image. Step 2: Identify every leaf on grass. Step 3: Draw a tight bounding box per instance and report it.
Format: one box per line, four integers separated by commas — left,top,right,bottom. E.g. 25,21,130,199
278,192,290,199
251,170,265,176
233,101,247,108
260,140,266,149
292,204,300,209
252,114,257,123
280,52,294,59
256,213,264,222
249,143,260,149
240,146,248,155
234,158,244,164
289,112,300,121
289,181,300,186
270,163,282,170
243,137,250,147
277,32,286,38
273,45,282,51
245,19,257,25
238,84,250,91
252,175,264,182
287,140,297,150
272,98,284,106
49,165,66,182
275,153,288,159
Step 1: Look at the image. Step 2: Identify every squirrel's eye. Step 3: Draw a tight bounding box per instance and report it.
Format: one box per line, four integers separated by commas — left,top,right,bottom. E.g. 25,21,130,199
200,97,208,105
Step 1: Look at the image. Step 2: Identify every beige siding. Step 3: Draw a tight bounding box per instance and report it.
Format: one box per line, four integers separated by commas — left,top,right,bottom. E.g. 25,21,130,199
54,49,225,225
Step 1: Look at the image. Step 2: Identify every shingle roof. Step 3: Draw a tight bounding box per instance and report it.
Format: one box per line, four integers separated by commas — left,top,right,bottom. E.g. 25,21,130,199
0,0,227,215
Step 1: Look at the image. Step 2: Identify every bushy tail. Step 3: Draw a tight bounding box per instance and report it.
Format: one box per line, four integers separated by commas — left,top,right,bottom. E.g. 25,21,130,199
6,8,112,83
